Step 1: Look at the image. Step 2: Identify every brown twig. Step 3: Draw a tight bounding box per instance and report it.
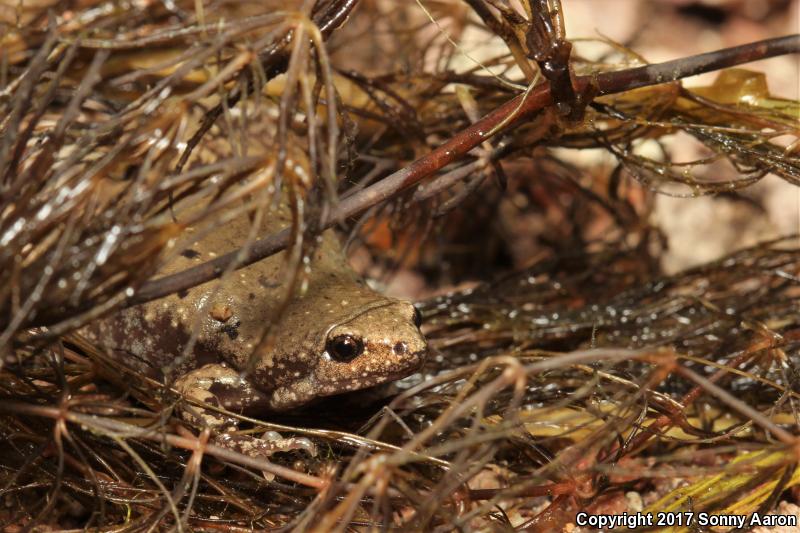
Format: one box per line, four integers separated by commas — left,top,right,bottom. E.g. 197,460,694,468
127,34,799,307
0,400,327,489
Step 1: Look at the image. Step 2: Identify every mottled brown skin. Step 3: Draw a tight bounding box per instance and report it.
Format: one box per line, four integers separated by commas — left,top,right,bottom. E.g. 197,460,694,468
81,200,427,430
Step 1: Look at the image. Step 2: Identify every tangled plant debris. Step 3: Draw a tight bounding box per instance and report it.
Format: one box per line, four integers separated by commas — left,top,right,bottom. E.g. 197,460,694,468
0,0,799,530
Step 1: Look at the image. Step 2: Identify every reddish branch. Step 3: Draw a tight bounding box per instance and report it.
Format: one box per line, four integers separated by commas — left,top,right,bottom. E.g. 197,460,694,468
132,34,800,306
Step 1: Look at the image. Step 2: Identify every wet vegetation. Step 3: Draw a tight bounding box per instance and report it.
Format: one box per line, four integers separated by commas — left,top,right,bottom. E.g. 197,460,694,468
1,0,799,530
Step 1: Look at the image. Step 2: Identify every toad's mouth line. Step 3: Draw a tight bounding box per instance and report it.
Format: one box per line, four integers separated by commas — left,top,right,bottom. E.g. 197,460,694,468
269,348,427,409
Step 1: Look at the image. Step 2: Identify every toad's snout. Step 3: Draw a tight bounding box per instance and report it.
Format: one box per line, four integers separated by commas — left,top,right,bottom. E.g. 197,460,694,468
322,300,428,380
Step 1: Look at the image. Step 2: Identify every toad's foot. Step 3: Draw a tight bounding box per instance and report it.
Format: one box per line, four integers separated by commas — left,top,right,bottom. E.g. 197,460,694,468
174,364,316,470
216,431,317,482
215,431,317,458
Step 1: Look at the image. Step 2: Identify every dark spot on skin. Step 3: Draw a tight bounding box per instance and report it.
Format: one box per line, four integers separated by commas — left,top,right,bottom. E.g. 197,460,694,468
177,289,189,299
181,249,201,259
199,393,221,408
194,341,222,367
207,381,250,411
257,353,310,388
96,308,220,380
248,292,256,300
220,320,241,340
150,311,220,373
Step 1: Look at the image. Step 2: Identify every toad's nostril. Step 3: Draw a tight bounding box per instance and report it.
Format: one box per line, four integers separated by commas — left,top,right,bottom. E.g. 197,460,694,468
393,341,408,355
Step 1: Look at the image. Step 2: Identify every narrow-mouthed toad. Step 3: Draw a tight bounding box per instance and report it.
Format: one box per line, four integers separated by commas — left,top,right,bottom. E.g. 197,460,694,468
80,108,427,458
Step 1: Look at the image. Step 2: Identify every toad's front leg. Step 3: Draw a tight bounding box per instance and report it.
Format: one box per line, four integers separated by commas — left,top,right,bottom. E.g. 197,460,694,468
174,364,316,457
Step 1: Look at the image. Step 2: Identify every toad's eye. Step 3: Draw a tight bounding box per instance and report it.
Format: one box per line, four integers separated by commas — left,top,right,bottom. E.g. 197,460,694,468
413,306,423,328
326,335,364,362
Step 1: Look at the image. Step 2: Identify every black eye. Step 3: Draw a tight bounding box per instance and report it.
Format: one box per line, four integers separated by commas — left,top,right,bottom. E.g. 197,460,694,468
326,335,364,362
413,306,423,328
